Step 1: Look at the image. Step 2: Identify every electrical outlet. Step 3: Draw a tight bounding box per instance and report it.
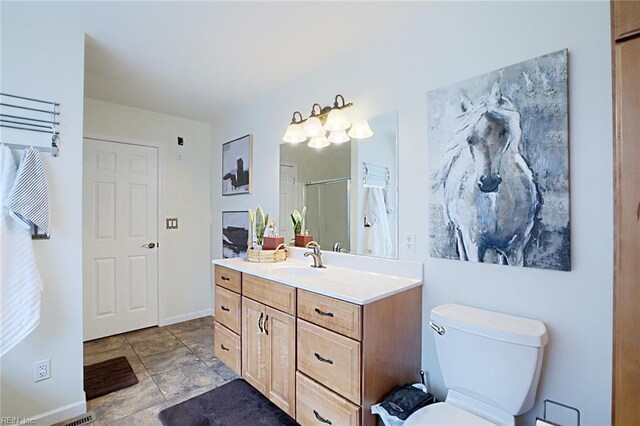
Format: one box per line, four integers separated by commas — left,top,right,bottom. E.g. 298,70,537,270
404,232,416,253
33,359,50,382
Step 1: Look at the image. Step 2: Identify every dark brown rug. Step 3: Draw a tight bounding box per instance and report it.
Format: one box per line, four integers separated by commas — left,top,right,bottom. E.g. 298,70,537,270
159,378,298,425
84,356,138,400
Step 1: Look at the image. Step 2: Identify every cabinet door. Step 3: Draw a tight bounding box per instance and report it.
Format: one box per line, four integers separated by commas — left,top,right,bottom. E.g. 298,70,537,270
265,306,296,417
614,37,640,425
242,297,267,392
613,0,640,41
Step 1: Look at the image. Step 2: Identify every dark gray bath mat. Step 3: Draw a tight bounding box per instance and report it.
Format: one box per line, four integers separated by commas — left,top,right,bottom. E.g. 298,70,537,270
159,378,298,425
84,356,138,400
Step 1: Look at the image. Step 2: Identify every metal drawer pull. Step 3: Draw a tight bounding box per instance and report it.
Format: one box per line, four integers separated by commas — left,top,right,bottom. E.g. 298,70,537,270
429,321,445,335
220,344,229,351
258,312,264,333
314,307,334,317
264,315,269,335
221,276,230,281
220,305,230,312
313,410,332,425
314,352,334,365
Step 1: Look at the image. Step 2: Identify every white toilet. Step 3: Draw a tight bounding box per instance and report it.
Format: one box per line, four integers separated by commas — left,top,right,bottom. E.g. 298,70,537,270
405,304,548,426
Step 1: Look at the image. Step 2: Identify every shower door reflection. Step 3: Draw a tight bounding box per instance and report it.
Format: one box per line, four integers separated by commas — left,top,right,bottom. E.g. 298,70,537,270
304,178,350,252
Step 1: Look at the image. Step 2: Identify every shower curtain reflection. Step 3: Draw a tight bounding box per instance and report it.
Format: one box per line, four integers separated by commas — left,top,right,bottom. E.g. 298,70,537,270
304,178,350,252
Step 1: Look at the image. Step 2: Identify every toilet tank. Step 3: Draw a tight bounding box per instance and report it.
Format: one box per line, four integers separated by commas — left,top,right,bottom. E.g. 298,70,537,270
430,304,548,416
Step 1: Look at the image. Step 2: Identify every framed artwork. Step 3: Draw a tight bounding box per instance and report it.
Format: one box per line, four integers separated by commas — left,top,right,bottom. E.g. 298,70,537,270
428,49,570,271
222,134,252,195
222,211,249,259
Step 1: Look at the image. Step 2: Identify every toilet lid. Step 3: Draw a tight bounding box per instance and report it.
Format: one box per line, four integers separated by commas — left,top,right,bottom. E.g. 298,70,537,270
404,402,497,426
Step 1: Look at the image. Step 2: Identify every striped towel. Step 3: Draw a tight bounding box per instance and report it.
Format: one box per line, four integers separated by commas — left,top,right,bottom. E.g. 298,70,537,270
0,145,43,356
6,147,50,235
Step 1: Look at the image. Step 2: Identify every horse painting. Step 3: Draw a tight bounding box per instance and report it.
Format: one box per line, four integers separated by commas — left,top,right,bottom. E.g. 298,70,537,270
428,49,570,271
433,83,538,266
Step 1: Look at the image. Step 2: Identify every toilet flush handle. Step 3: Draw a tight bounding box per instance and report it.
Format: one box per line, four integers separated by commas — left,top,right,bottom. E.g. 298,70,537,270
429,321,445,335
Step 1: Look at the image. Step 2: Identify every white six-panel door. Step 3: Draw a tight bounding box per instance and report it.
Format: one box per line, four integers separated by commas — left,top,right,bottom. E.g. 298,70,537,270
83,139,159,341
279,164,298,243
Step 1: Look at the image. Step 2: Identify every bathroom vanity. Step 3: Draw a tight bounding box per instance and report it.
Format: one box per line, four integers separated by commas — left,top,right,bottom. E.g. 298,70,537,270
211,253,422,426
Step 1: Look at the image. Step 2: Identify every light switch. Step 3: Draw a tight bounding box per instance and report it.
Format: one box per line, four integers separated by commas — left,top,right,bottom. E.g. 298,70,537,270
166,218,179,229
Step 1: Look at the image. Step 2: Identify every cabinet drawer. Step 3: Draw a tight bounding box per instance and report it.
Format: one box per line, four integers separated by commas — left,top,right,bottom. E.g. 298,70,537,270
296,372,360,426
215,286,241,334
214,321,241,375
243,274,296,315
297,319,361,404
298,289,362,340
215,265,241,293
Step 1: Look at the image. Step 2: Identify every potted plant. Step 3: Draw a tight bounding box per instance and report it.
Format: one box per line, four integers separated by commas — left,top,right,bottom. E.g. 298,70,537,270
291,207,313,247
249,205,269,250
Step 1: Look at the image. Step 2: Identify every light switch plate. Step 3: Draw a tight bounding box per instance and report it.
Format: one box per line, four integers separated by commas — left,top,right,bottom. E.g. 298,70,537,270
166,218,178,229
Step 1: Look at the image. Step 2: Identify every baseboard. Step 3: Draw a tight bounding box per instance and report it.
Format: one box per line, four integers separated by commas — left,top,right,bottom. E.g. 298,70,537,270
159,309,213,327
31,398,87,426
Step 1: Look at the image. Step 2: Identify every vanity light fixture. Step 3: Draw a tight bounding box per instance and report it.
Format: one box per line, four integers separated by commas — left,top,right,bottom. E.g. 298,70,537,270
327,129,350,144
348,120,374,139
308,134,330,149
282,94,373,148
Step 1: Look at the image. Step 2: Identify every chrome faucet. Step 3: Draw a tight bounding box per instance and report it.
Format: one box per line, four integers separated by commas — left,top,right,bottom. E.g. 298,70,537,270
304,246,325,268
333,242,347,253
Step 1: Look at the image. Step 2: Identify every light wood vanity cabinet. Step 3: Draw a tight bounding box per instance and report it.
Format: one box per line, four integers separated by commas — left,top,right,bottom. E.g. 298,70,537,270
213,265,422,426
213,266,242,376
215,265,241,293
241,297,267,392
214,286,241,334
297,319,362,405
297,372,361,426
298,289,362,340
242,273,296,315
241,296,297,416
265,306,296,416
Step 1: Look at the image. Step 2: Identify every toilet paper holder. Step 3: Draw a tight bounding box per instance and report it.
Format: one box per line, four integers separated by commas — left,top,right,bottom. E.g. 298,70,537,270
536,399,580,426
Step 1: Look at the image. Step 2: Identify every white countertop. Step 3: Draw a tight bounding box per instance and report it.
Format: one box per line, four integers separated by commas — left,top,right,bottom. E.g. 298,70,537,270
211,257,422,305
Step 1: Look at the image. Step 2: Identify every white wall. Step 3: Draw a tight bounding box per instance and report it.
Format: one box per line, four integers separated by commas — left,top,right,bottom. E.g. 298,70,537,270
84,99,213,326
211,2,613,424
0,4,87,423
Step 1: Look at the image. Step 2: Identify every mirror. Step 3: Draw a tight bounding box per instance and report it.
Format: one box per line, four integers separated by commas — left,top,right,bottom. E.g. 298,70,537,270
279,111,398,258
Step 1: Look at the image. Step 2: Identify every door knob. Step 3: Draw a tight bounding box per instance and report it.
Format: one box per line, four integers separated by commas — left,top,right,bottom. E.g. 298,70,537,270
142,242,156,249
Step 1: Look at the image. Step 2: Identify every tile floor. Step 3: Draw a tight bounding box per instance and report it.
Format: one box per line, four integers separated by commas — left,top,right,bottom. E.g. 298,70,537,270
83,316,238,425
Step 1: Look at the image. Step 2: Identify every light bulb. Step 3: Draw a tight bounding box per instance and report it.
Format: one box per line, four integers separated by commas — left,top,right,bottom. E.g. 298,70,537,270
303,116,324,138
307,134,329,149
347,120,373,139
282,123,306,143
327,130,350,144
324,108,350,132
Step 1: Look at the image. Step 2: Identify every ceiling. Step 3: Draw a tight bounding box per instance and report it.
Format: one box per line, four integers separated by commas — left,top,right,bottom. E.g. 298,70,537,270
16,1,429,123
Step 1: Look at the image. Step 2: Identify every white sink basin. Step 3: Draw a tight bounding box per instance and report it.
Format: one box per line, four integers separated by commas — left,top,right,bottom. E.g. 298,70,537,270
267,265,324,278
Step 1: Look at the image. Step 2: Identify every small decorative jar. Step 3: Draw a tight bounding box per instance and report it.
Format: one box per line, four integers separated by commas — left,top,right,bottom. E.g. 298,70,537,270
295,234,314,247
263,236,285,250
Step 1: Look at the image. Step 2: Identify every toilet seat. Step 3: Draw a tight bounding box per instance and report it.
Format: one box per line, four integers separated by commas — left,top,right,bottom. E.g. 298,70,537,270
404,402,497,426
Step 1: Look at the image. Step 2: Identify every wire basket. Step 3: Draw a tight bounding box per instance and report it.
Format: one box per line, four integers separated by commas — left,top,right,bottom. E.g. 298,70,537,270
247,243,288,263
